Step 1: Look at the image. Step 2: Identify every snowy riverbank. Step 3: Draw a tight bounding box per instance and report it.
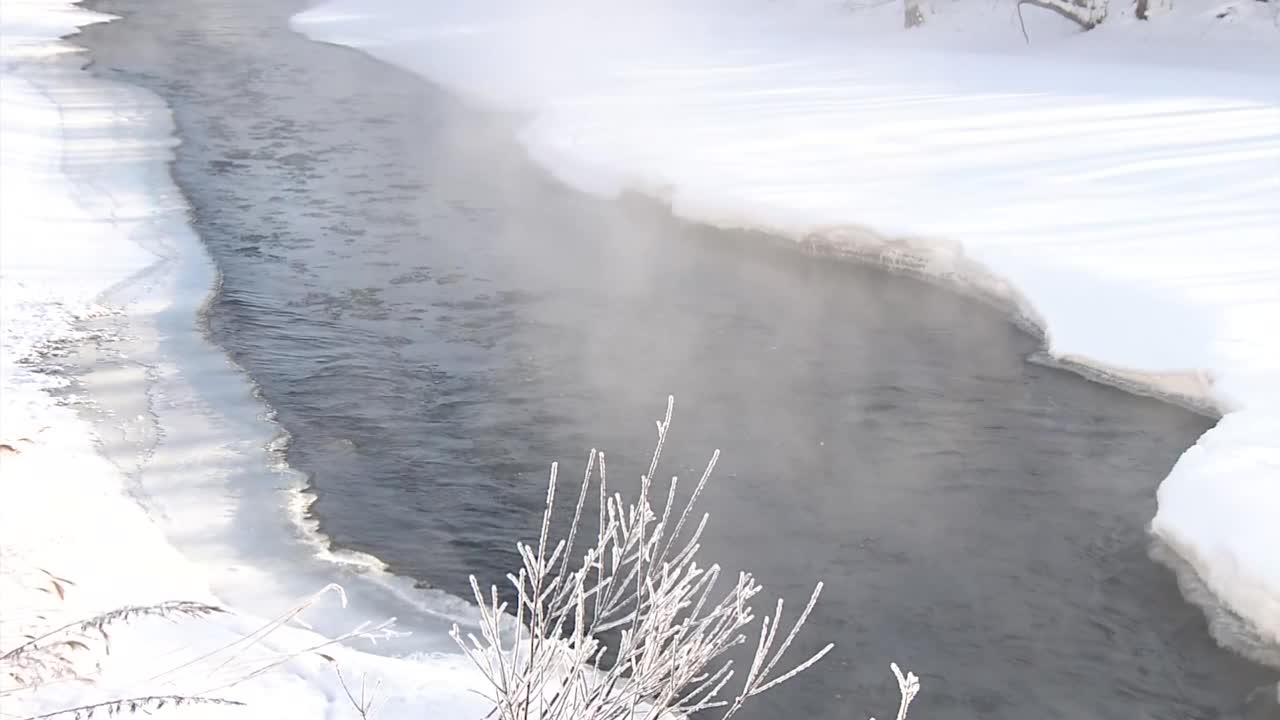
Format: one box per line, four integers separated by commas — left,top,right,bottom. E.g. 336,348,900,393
291,0,1280,659
2,0,1276,715
0,1,487,716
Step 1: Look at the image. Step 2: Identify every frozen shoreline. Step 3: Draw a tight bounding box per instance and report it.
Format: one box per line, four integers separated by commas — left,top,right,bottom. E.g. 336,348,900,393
2,0,1275,715
0,1,488,716
291,0,1280,660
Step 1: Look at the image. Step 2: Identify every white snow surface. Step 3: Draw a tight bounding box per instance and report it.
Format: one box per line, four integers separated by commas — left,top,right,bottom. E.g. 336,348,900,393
1,2,488,716
290,0,1280,652
2,0,1276,716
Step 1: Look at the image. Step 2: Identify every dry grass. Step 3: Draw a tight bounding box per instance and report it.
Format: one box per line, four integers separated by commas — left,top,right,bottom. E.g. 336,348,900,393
21,695,246,720
1,600,224,690
1,582,390,719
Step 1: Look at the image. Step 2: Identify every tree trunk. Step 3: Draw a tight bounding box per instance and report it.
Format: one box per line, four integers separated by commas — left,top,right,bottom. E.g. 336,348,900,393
1136,0,1172,20
904,0,926,27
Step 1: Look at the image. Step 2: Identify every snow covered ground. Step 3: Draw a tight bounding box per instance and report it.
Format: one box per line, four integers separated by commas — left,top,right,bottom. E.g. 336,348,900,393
2,0,1276,715
1,1,488,716
291,0,1280,659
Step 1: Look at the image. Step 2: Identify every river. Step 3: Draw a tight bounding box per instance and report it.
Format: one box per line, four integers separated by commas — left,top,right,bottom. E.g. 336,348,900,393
76,1,1275,717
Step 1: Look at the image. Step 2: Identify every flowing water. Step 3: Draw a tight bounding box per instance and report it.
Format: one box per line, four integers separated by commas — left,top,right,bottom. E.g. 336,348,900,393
77,1,1277,718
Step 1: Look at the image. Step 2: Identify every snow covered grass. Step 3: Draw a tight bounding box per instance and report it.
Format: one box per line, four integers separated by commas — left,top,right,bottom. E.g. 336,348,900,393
291,0,1280,659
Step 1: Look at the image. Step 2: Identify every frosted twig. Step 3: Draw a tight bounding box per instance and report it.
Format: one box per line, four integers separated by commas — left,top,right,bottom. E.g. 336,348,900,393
452,397,916,719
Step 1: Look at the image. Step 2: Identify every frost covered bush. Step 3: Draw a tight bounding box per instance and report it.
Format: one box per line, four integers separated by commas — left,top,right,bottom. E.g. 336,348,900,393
452,397,919,720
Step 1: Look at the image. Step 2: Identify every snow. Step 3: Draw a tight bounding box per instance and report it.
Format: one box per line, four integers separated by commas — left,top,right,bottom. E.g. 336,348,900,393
0,1,487,716
2,0,1276,714
290,0,1280,655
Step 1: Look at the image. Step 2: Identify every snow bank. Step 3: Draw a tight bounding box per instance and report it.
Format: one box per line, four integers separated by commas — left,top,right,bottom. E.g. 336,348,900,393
1,2,487,716
292,0,1280,655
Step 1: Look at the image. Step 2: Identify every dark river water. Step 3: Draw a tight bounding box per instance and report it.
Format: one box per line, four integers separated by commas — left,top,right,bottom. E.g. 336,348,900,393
77,1,1276,718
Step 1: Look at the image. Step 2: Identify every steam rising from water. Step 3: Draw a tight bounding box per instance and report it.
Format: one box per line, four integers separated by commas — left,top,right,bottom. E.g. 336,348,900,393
74,0,1280,716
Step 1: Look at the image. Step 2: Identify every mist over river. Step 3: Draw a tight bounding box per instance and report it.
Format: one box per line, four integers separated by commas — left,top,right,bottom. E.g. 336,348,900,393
77,1,1276,717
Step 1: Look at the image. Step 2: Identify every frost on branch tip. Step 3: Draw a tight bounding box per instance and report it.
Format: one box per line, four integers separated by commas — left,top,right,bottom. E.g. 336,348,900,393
870,662,921,720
